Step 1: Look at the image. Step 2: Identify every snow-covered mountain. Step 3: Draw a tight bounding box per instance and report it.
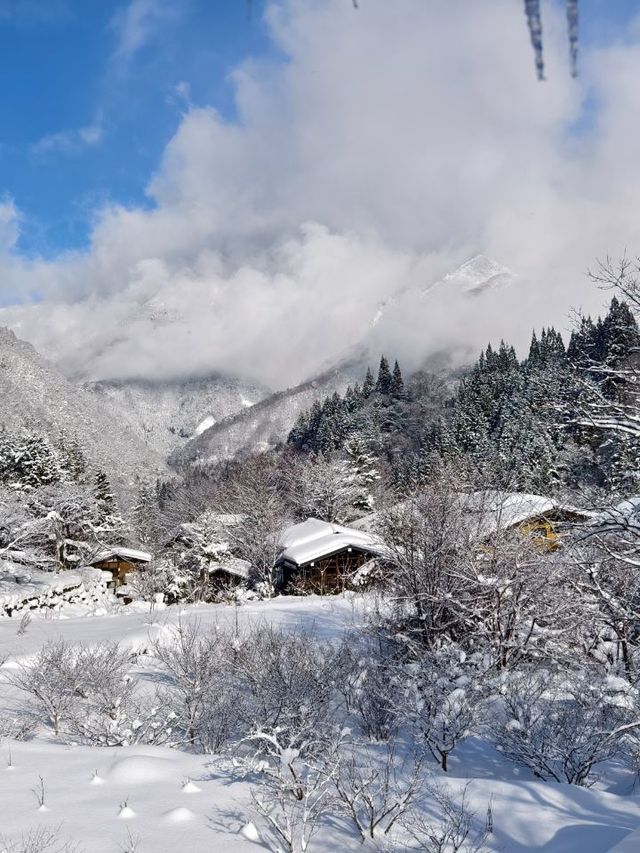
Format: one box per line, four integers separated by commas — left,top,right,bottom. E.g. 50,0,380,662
428,254,516,297
0,327,169,495
171,359,366,469
361,253,522,375
1,253,520,473
171,254,520,468
86,375,269,459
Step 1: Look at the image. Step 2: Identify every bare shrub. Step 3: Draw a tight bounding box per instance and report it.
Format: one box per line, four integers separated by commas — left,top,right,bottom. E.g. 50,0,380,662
400,783,492,853
154,619,243,752
331,741,428,844
489,668,635,785
11,641,82,735
0,825,82,853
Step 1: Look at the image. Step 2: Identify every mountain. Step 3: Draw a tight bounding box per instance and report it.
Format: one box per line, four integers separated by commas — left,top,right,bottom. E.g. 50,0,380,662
172,255,520,468
428,254,515,297
0,327,169,496
86,375,269,459
171,358,366,469
363,253,521,373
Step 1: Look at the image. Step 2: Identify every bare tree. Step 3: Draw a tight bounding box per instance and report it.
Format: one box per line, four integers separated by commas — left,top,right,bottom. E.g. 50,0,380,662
216,455,290,593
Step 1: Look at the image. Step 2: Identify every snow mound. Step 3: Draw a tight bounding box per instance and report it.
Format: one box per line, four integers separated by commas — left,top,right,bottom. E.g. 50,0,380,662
241,822,261,842
118,805,136,819
162,806,195,823
181,780,201,793
108,755,175,785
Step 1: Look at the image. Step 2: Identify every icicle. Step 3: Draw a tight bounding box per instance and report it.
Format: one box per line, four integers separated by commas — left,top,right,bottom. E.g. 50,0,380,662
566,0,579,78
524,0,545,80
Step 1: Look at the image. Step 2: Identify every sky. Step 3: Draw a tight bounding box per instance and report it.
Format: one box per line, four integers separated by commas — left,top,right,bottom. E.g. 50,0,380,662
1,0,640,387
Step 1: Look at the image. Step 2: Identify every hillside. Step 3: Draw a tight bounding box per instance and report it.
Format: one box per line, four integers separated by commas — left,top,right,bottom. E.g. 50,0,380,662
86,375,269,459
171,358,366,468
0,327,169,495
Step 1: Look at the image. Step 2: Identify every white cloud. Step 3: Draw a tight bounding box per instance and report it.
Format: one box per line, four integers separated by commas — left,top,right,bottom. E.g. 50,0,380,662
0,199,20,253
3,0,640,386
109,0,175,71
31,117,104,157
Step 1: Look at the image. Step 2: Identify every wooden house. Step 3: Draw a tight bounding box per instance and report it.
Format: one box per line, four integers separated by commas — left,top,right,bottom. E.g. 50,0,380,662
274,518,384,594
459,491,591,551
89,547,152,587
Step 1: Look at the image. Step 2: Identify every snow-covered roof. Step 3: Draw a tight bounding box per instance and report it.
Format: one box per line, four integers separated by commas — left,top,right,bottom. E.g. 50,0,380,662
351,491,590,543
90,547,152,565
459,491,557,540
277,518,383,567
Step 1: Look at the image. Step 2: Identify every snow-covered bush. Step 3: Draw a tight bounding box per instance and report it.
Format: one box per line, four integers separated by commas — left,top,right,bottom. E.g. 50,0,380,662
154,620,245,752
337,636,401,741
11,640,171,746
490,668,635,785
399,647,487,772
232,625,341,761
398,783,492,853
10,640,84,735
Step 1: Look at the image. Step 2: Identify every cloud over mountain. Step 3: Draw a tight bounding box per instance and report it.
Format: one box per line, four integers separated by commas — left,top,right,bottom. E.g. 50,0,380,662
2,0,640,385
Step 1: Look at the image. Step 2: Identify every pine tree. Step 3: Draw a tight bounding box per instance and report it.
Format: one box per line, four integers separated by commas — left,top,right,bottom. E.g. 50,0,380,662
391,360,406,399
57,434,87,482
94,470,115,520
344,436,380,512
601,297,640,366
362,367,375,399
5,434,64,488
287,412,309,449
527,330,541,368
375,355,393,396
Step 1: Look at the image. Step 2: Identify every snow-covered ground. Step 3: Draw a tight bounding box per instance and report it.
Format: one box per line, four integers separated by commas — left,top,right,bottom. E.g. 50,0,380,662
1,595,639,852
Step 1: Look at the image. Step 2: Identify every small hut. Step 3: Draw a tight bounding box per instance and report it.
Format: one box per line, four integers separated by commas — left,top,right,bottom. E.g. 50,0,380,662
274,518,383,594
89,547,152,587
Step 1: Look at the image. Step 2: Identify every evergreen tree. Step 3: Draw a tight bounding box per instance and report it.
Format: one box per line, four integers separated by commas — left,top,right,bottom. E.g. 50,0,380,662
375,355,393,396
601,297,640,366
3,434,64,488
527,330,541,367
344,436,380,511
94,470,115,521
57,434,87,482
362,367,375,399
391,360,406,399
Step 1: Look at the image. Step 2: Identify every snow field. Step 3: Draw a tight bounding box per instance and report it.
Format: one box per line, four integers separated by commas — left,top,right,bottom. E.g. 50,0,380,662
0,595,640,851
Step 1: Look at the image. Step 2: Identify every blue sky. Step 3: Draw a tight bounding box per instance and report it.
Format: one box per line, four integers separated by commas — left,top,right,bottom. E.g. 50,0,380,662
0,0,637,259
0,0,276,256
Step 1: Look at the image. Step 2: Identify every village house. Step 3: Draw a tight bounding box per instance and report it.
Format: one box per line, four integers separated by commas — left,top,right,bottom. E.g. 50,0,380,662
458,490,592,550
89,547,152,587
274,518,384,594
352,490,591,552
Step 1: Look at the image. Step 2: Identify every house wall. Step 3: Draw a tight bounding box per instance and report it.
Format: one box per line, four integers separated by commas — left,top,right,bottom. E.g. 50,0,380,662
284,548,374,595
92,559,136,586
